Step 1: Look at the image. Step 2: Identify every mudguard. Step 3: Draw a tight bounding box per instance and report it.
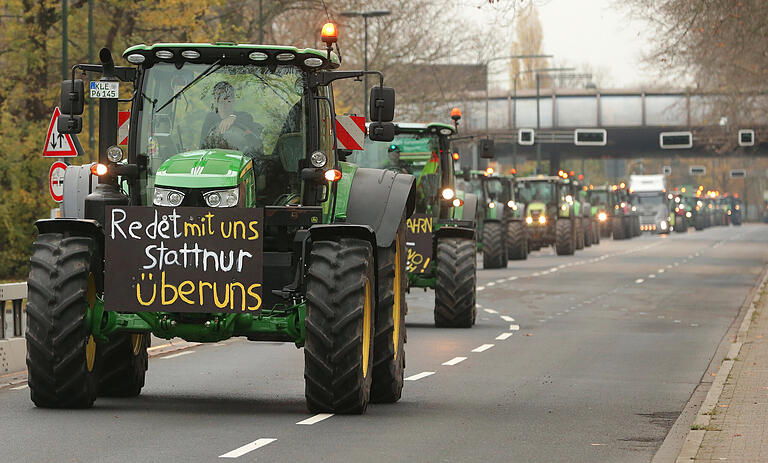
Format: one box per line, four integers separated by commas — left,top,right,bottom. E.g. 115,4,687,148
60,164,97,219
346,168,416,248
35,218,103,244
461,193,478,223
435,225,474,241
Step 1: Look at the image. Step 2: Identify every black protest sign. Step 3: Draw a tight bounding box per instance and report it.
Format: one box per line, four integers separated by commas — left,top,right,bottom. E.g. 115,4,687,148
405,213,433,274
104,206,263,313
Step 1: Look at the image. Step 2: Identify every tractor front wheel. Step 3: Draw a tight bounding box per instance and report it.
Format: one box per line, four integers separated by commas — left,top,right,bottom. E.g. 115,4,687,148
506,221,528,260
612,217,625,239
305,239,376,414
574,218,584,250
482,222,507,269
26,234,99,408
435,238,477,328
583,219,592,247
555,219,575,255
371,221,407,404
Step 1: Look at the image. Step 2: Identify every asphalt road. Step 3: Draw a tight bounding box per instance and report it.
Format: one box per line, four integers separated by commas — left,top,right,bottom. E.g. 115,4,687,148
1,224,766,462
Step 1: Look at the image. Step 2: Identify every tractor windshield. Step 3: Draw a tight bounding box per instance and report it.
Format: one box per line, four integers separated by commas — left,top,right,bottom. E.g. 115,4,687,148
519,181,554,204
136,62,305,199
483,178,506,200
589,190,608,205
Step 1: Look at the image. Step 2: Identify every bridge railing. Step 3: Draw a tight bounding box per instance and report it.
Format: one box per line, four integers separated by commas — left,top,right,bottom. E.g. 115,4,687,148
0,283,26,339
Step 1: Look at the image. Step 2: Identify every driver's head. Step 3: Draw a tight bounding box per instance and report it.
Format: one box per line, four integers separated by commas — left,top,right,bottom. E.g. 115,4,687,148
213,81,235,114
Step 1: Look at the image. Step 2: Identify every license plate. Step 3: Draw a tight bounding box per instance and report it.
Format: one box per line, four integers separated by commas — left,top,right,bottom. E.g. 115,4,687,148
90,81,119,99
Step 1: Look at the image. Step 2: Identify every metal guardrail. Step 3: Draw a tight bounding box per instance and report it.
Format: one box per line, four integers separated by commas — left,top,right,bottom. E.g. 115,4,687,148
0,283,26,339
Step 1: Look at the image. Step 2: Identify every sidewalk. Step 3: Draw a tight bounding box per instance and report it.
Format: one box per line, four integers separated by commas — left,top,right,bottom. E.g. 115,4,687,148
689,280,768,461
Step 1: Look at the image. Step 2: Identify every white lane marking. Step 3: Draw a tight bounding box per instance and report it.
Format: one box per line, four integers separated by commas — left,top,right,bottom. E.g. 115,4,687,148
666,264,673,269
161,350,195,360
507,276,518,281
500,315,515,322
556,312,562,316
658,269,665,273
691,323,699,327
674,320,681,323
476,304,483,309
558,264,566,269
219,438,277,458
296,414,334,425
496,333,513,340
539,319,547,322
484,309,498,314
541,270,550,275
509,324,520,331
471,344,495,353
549,267,558,272
635,278,644,284
442,356,467,366
477,286,486,291
532,272,541,276
495,279,506,284
648,274,656,278
674,262,680,266
405,371,435,381
10,384,28,390
487,282,496,287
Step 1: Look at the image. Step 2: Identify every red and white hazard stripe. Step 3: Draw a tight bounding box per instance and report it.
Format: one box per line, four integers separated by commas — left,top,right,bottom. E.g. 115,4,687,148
335,115,365,150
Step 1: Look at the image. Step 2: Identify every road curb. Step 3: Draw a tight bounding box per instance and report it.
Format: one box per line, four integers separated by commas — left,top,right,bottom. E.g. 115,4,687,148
669,269,767,463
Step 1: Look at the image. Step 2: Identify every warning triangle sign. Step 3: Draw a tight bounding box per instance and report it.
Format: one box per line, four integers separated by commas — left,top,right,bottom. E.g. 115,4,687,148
43,107,78,157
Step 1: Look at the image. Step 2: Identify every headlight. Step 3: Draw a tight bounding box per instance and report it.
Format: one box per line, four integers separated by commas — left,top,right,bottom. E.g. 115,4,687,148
441,188,455,200
735,205,740,210
620,202,626,208
565,195,573,203
310,151,327,168
660,221,667,230
561,204,568,211
488,202,496,209
538,215,547,224
525,216,533,224
686,211,692,218
204,188,239,208
631,206,637,212
153,187,185,207
727,210,732,215
598,212,607,221
679,204,685,210
507,201,517,210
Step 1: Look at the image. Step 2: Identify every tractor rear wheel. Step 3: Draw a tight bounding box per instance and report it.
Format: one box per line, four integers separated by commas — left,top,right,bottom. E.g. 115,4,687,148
612,217,625,239
26,234,99,408
97,333,149,397
482,222,507,269
555,219,575,255
675,216,687,233
574,218,584,250
506,221,528,260
435,238,477,328
305,239,376,414
584,219,592,247
592,220,600,244
371,221,407,404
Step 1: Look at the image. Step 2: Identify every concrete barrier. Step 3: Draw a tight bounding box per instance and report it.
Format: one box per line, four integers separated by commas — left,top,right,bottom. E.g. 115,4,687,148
0,282,27,374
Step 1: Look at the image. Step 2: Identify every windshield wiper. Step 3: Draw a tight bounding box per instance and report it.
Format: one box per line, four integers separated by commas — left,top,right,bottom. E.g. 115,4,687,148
155,59,222,114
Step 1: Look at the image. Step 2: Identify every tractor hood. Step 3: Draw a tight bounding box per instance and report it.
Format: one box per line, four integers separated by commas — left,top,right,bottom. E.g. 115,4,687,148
154,149,251,189
526,201,546,215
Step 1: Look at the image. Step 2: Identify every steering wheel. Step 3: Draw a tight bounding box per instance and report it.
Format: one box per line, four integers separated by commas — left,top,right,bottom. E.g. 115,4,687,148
207,119,263,156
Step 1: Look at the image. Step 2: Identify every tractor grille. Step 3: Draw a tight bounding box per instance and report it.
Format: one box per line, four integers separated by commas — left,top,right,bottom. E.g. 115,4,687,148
531,210,541,219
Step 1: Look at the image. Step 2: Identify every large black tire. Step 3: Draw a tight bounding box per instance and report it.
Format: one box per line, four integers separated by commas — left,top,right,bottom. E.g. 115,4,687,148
26,234,99,408
583,219,592,247
632,216,641,237
555,219,575,255
675,216,687,233
612,217,625,240
482,222,507,269
435,238,477,328
304,239,376,414
506,221,528,260
574,218,584,250
600,221,612,238
97,333,149,397
370,222,407,404
592,220,600,245
694,214,705,230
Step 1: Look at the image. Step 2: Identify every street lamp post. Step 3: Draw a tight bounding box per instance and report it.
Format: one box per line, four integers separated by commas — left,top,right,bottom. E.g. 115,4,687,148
340,10,390,119
483,54,552,136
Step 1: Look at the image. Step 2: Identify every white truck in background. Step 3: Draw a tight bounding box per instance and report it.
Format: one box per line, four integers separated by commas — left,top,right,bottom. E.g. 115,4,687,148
629,174,671,234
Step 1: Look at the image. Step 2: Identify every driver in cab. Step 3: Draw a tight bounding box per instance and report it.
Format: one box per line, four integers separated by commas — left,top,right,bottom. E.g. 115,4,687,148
201,81,263,155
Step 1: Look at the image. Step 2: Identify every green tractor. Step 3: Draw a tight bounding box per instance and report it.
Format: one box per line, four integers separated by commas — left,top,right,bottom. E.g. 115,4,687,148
610,183,638,240
669,193,689,232
578,186,600,246
27,36,415,414
357,123,479,328
517,175,578,255
587,185,614,238
456,170,527,268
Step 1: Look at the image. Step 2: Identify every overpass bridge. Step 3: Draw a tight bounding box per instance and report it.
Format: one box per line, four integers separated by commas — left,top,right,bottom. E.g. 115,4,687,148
451,88,768,172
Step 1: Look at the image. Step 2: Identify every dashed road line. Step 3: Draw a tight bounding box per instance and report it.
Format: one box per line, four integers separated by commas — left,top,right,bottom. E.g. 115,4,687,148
483,309,498,314
219,438,277,458
405,371,435,381
442,356,468,366
507,276,518,281
10,384,27,390
635,278,644,284
495,333,513,340
471,344,495,353
296,414,333,425
500,315,515,322
477,286,486,291
509,324,520,331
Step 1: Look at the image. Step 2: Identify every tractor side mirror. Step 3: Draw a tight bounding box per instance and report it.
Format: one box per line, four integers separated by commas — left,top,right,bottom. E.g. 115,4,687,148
58,114,83,134
61,80,84,115
369,122,395,142
479,138,495,159
462,167,471,182
369,86,395,122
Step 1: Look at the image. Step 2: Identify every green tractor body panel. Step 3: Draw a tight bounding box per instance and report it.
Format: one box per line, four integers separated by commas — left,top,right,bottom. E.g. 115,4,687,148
155,149,251,189
331,161,359,221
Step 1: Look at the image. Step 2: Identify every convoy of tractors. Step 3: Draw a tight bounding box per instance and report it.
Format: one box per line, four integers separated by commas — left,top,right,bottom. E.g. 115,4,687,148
25,24,746,415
